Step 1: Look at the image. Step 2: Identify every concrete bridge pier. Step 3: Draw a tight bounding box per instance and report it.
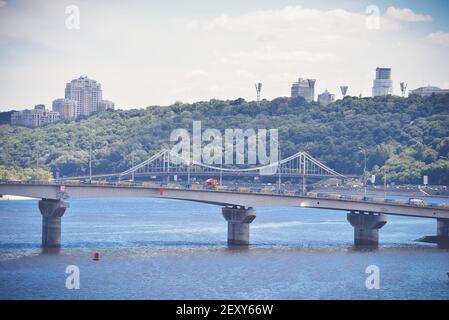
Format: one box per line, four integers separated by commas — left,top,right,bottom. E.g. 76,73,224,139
416,218,449,248
347,211,387,246
39,199,69,249
222,206,256,246
436,218,449,248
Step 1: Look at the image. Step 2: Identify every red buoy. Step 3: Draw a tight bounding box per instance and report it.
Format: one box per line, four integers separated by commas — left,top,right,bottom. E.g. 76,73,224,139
159,188,165,195
93,252,100,261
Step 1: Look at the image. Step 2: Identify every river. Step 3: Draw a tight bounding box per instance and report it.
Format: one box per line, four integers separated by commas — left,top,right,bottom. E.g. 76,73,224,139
0,197,448,299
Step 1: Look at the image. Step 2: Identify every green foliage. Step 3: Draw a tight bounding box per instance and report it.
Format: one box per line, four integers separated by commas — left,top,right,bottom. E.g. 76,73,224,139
0,94,448,184
0,165,52,181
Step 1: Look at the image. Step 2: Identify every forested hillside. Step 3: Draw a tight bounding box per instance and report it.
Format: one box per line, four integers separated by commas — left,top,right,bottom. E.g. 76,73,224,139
1,95,448,184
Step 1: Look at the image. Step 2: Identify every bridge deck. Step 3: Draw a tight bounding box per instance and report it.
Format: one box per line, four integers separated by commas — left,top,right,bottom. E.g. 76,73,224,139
1,182,448,220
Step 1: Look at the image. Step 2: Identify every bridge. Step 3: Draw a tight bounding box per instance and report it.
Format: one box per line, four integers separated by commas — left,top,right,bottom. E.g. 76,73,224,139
58,149,354,192
1,182,448,250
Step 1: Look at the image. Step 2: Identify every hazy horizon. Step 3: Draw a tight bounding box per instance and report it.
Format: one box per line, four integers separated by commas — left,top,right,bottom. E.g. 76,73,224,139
1,0,449,111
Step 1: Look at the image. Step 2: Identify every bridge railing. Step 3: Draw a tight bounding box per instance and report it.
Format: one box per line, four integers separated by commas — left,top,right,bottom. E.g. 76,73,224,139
2,179,449,209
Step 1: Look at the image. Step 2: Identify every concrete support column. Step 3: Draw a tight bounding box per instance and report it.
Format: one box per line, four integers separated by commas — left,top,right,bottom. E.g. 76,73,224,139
437,218,449,248
222,206,256,246
347,211,387,246
416,219,449,248
39,199,69,249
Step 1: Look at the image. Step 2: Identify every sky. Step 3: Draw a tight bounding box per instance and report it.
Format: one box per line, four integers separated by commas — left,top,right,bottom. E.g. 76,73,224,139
0,0,449,110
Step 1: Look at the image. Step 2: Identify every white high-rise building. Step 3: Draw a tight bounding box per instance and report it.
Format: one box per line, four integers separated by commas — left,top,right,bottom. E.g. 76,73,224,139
65,76,102,116
291,78,316,102
52,98,78,120
11,105,60,127
372,67,393,97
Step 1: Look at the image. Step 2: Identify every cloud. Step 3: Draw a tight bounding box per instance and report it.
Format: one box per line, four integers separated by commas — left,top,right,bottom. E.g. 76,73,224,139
184,70,209,80
0,2,448,109
228,50,338,64
195,5,368,35
426,32,449,47
385,7,432,22
0,1,7,8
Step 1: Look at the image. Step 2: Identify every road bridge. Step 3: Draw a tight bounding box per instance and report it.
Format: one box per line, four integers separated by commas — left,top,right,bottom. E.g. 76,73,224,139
1,182,448,250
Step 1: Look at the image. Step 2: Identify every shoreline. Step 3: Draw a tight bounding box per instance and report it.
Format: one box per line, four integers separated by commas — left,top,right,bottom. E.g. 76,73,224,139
0,195,34,201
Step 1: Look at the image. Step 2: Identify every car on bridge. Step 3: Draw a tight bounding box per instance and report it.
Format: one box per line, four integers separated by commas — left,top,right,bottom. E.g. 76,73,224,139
409,198,425,206
205,178,220,190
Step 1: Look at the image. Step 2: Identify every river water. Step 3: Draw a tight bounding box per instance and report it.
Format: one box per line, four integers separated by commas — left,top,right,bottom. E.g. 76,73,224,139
0,197,448,300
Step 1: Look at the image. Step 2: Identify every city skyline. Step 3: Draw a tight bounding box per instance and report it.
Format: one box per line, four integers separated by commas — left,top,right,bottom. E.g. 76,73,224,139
10,76,115,126
1,0,449,110
5,68,449,114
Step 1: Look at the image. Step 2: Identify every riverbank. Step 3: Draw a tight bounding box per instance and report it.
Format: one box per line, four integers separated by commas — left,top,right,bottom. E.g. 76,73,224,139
0,195,34,201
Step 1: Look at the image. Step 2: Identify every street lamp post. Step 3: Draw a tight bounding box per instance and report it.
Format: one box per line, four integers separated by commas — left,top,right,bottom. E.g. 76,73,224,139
131,153,135,182
34,141,40,180
220,146,224,186
35,152,39,171
220,162,223,186
278,146,281,193
89,146,92,182
302,154,306,195
359,148,367,196
187,161,191,186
